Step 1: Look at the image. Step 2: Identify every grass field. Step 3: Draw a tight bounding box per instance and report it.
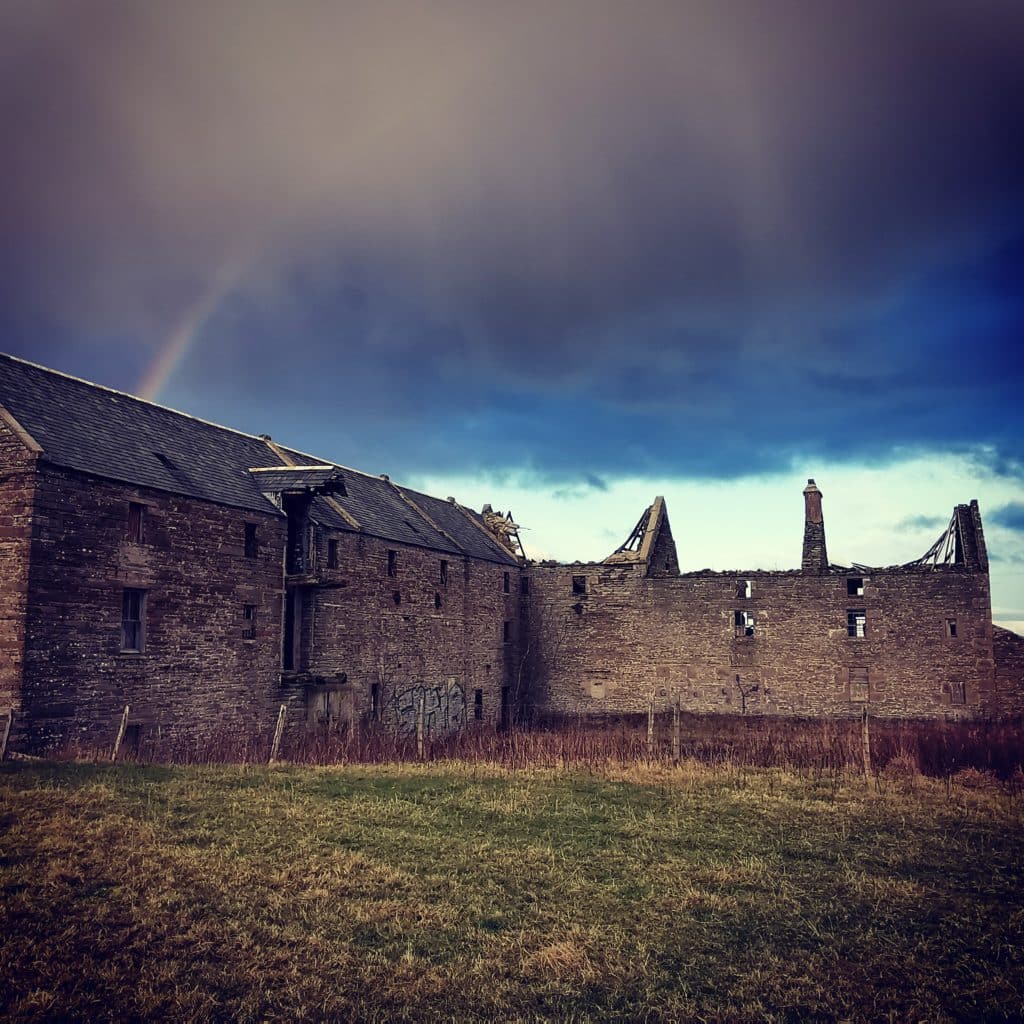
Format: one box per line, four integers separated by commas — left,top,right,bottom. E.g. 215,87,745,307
1,760,1022,1022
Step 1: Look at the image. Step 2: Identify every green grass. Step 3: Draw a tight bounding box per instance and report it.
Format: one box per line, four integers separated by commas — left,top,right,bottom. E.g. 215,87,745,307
1,761,1022,1022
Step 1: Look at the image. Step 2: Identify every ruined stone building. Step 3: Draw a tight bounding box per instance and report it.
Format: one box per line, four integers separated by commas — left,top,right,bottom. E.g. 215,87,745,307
0,354,1021,752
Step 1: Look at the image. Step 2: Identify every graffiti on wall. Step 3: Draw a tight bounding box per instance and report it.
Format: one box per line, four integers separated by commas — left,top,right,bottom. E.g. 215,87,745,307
390,679,466,735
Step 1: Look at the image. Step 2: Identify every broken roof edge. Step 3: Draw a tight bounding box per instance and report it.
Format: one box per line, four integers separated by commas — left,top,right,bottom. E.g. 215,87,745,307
601,496,675,574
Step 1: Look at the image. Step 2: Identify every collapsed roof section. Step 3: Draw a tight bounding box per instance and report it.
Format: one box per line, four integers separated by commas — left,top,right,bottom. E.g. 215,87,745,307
603,496,680,577
837,501,989,574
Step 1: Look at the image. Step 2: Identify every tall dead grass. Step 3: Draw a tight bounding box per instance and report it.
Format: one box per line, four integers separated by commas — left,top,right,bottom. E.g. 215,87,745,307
55,712,1024,782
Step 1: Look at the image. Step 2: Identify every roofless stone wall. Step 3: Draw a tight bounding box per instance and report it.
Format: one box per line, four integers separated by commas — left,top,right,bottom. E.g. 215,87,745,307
525,563,996,719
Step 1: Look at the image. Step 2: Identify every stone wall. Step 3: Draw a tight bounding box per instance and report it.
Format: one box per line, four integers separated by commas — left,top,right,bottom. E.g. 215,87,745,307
13,463,522,752
19,464,287,751
0,411,38,719
526,561,996,720
300,528,521,732
993,626,1024,718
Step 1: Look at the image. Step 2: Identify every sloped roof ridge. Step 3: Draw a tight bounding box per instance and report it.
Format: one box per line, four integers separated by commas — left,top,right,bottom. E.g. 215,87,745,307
0,352,288,452
2,353,445,497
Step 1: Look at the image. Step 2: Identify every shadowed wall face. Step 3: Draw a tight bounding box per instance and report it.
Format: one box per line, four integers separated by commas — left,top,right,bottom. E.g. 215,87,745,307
0,415,38,716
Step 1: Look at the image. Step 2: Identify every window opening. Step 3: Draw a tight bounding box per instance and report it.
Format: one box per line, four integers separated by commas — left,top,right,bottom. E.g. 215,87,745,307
503,620,512,644
387,549,397,577
945,618,958,638
734,610,755,638
847,609,867,638
434,592,442,609
283,589,302,672
847,577,864,597
737,579,752,599
127,502,145,543
327,539,339,569
849,666,869,702
572,575,587,595
121,588,146,652
520,576,530,596
474,689,483,720
440,560,448,585
371,683,381,720
503,571,510,594
244,523,258,558
393,590,401,605
242,604,257,640
950,681,966,705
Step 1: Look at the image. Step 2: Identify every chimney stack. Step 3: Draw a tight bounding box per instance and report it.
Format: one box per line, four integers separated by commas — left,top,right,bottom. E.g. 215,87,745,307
801,479,829,574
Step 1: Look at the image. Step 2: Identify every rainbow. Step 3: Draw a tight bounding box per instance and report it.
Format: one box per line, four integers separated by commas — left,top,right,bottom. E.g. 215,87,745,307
137,253,251,401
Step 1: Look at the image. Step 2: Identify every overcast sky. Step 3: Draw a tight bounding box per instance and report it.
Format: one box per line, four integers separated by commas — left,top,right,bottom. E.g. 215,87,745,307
2,1,1022,627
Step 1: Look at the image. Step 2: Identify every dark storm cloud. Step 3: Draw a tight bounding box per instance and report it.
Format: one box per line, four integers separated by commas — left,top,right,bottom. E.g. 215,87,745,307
897,515,948,533
990,504,1024,533
1,0,1023,480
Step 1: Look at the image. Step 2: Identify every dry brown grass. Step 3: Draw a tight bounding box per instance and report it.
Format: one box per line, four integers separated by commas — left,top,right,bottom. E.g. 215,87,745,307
1,758,1022,1022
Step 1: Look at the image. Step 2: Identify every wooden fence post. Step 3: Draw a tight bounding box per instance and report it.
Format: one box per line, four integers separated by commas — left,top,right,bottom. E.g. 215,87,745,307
0,710,12,762
416,695,425,760
269,703,288,764
647,694,655,760
111,705,130,762
861,706,872,775
672,696,680,766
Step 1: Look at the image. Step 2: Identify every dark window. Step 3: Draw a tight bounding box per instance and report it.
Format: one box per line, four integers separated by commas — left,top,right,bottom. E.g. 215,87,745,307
440,560,448,585
847,577,864,597
945,618,958,638
283,589,300,671
737,579,752,599
371,683,381,719
572,575,587,595
847,609,867,638
121,588,146,652
327,539,339,569
474,688,483,720
503,620,512,644
387,549,397,577
503,571,510,594
950,681,966,705
520,576,530,596
734,610,755,638
242,604,257,640
127,502,145,543
393,590,401,605
244,523,258,558
434,592,442,609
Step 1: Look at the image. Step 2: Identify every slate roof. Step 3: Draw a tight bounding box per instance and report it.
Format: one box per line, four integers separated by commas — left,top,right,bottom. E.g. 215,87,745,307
249,466,344,494
0,354,518,565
